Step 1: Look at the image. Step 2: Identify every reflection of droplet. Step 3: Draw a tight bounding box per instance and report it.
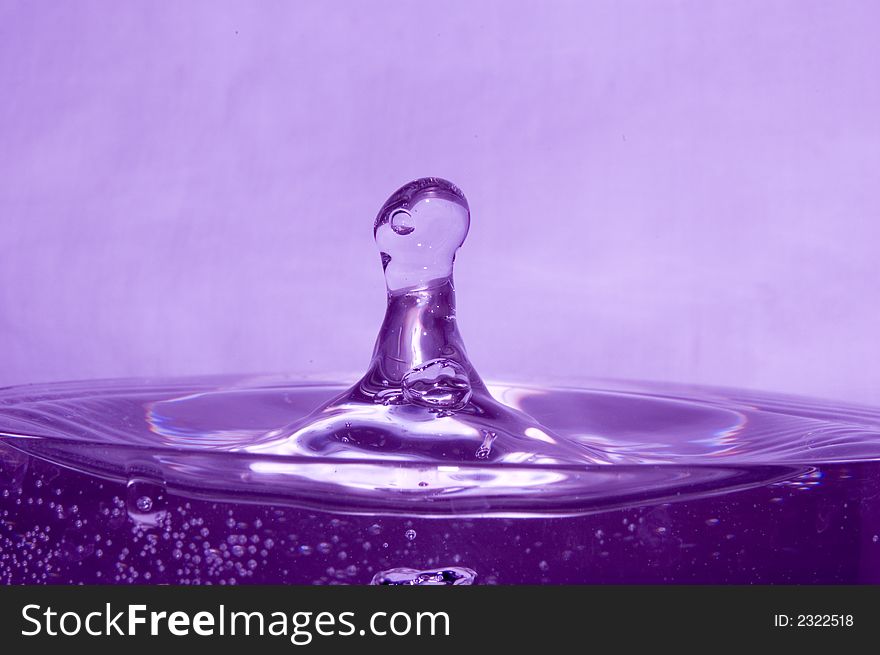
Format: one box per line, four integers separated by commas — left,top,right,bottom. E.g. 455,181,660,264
371,566,477,585
404,529,417,541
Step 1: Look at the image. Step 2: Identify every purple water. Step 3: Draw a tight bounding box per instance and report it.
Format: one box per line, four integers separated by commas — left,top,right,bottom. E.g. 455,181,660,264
2,178,879,584
2,376,880,584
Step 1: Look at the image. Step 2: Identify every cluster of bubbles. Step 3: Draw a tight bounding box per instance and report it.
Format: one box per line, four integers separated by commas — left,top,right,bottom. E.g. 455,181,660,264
2,455,877,584
0,460,484,585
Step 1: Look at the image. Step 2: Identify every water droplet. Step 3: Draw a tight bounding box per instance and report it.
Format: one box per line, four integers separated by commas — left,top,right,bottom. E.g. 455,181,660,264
252,176,596,471
475,430,497,460
405,529,417,541
375,178,469,291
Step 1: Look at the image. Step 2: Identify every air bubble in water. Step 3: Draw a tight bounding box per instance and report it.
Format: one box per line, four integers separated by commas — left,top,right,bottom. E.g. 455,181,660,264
126,478,167,528
405,529,417,541
402,358,472,410
390,209,415,236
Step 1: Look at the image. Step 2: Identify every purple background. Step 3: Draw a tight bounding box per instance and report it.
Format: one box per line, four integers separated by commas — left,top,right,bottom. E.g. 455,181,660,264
1,1,878,404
